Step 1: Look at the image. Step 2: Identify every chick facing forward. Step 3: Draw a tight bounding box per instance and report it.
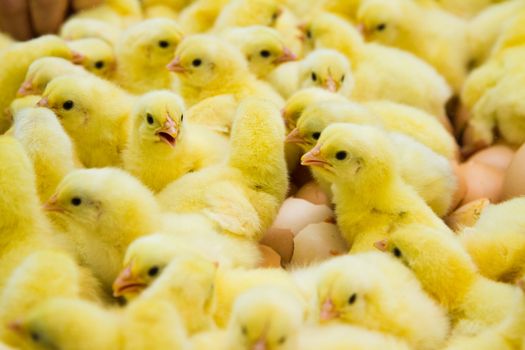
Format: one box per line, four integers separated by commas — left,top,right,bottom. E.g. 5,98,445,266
123,90,229,192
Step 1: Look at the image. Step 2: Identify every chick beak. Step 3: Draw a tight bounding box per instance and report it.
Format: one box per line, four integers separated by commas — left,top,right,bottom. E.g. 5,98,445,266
301,144,330,168
320,298,339,322
43,194,65,213
156,115,178,147
324,75,337,93
296,23,307,42
517,279,525,293
356,23,370,39
167,57,186,73
285,128,305,144
7,320,23,334
274,47,297,64
17,81,35,97
374,239,389,252
71,50,85,65
252,339,267,350
113,264,147,298
37,97,49,108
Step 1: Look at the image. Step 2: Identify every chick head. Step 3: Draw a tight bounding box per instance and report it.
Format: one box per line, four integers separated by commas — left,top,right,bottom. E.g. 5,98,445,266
227,287,304,350
68,38,116,78
43,168,160,238
18,57,81,97
9,298,118,350
357,0,404,44
131,90,186,149
301,122,393,185
299,49,353,93
168,35,249,87
118,18,184,68
281,88,346,131
301,12,362,51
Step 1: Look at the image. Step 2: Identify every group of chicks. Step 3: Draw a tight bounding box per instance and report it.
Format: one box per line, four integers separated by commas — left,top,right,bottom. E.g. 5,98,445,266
2,0,525,349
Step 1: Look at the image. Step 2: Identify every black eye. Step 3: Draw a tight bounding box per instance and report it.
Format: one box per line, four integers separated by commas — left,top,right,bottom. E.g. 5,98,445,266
63,100,74,110
272,12,279,21
158,40,169,48
180,113,184,122
306,30,312,39
278,336,286,344
312,132,320,140
146,113,154,125
192,58,202,67
393,247,402,258
260,50,271,58
31,332,40,342
311,72,317,81
148,266,159,277
348,293,357,305
377,23,386,31
241,326,248,335
71,197,82,206
335,151,347,160
341,75,345,82
95,60,105,69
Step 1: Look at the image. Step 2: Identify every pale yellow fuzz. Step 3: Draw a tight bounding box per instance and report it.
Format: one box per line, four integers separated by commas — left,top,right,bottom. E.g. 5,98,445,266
0,33,13,51
212,0,282,31
68,38,116,79
185,94,239,135
71,0,142,28
417,0,501,18
60,18,121,46
177,0,231,34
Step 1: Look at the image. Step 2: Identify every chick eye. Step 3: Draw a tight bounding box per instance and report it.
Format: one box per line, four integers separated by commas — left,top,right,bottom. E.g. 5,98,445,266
146,113,154,125
376,23,387,31
180,113,184,122
30,332,40,342
272,11,279,21
95,60,105,69
312,132,321,140
260,50,271,58
241,326,248,335
71,197,82,206
335,151,347,160
278,336,286,344
148,266,159,277
158,40,170,48
348,293,357,305
192,58,202,67
306,30,312,39
341,74,345,82
393,247,402,258
63,100,74,110
311,72,317,81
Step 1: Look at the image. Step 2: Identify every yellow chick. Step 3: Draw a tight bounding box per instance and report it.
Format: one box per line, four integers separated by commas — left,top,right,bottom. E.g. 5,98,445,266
460,197,525,283
221,26,297,79
0,35,77,133
491,9,525,56
212,0,282,31
273,7,304,59
168,34,283,106
177,0,231,34
301,123,449,252
68,38,116,79
297,324,413,350
185,94,239,135
123,90,229,192
304,12,452,118
11,107,78,203
43,168,160,293
225,286,305,350
114,18,184,93
377,224,525,334
314,253,450,350
157,98,288,240
3,96,43,130
72,0,142,28
60,18,121,46
268,48,354,99
39,74,132,167
17,57,86,97
357,0,469,92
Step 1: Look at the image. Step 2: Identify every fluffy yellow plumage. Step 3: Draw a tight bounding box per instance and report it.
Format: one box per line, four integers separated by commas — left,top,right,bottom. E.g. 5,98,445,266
68,38,116,79
60,18,121,46
212,0,282,31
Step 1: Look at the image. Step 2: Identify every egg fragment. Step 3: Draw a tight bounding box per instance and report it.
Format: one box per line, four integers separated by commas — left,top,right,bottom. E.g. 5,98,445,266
501,143,525,200
468,145,515,171
445,198,491,233
294,181,330,206
271,198,334,235
459,160,504,204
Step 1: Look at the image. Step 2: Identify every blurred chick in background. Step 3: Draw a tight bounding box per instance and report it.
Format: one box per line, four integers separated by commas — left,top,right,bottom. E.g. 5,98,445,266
60,17,121,46
68,38,115,78
212,0,282,31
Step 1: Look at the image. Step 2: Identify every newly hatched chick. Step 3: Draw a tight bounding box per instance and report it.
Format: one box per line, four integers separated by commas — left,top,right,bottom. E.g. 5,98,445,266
460,197,525,283
268,48,354,98
60,18,121,46
123,90,229,192
68,38,116,79
304,12,452,118
11,107,78,202
212,0,282,31
157,98,288,240
221,26,297,79
39,74,132,167
225,287,305,350
114,19,184,93
0,35,76,133
168,34,283,106
301,123,449,252
44,168,159,293
313,253,449,350
357,0,469,92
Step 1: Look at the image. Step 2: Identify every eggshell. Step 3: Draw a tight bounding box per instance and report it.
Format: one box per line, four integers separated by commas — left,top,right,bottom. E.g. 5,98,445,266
261,227,294,264
459,161,504,204
258,244,282,268
501,143,525,200
450,161,467,212
290,223,348,267
295,181,330,205
445,198,491,233
271,198,334,235
468,145,515,171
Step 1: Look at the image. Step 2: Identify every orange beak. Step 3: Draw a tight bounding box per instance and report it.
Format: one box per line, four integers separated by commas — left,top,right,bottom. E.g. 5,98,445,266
285,128,306,144
374,239,388,252
71,50,85,65
113,263,147,298
43,194,65,213
323,75,337,93
252,339,267,350
301,144,331,169
296,22,307,42
37,97,49,108
17,81,36,97
320,298,339,322
356,23,370,39
156,115,179,147
167,57,186,73
274,47,297,64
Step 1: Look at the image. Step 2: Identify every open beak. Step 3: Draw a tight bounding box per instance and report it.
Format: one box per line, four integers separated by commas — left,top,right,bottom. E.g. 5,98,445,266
301,144,331,169
374,239,388,252
71,50,85,65
320,298,339,322
274,47,297,64
37,97,49,108
43,194,65,213
285,128,306,144
17,81,36,97
167,57,186,73
113,264,147,298
323,75,337,93
156,115,178,147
